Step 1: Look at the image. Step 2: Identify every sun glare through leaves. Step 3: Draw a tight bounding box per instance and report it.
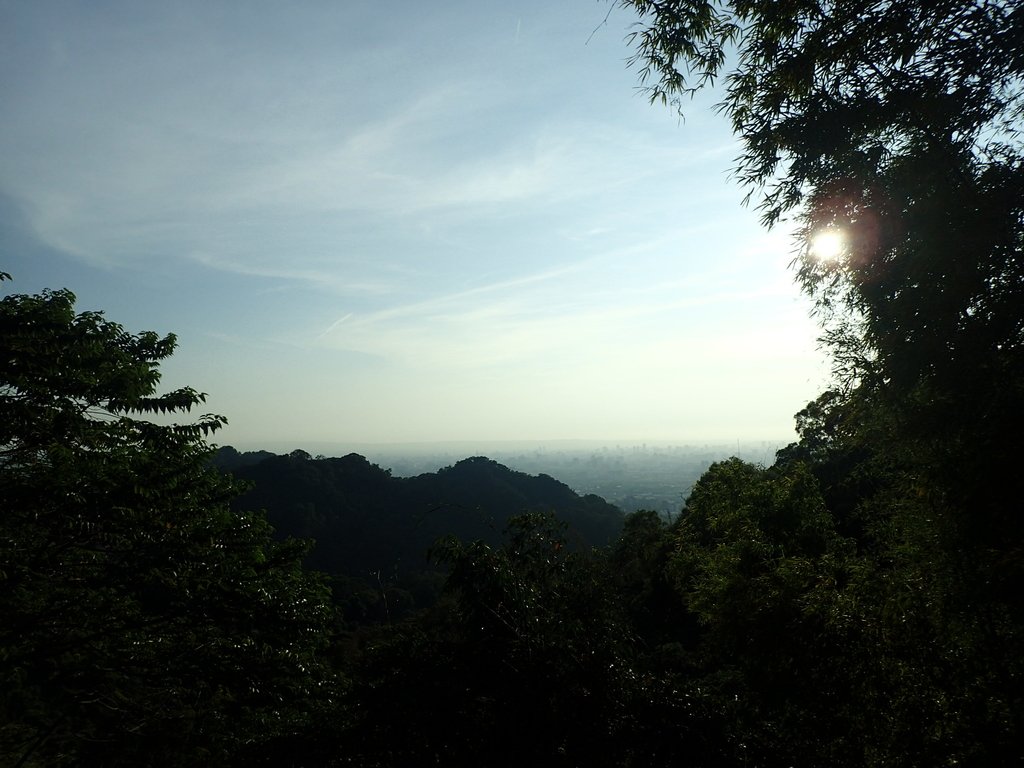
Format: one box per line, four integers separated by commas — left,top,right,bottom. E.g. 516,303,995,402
809,229,845,262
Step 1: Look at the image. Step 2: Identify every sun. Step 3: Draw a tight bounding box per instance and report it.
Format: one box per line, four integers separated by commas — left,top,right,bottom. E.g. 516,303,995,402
809,229,845,262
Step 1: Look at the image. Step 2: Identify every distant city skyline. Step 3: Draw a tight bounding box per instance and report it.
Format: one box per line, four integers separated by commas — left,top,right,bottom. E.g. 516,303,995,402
217,438,788,518
1,1,830,445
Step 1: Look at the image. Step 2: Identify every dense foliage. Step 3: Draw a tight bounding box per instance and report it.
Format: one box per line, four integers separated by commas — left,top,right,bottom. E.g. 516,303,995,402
619,0,1024,537
0,279,340,766
611,0,1023,763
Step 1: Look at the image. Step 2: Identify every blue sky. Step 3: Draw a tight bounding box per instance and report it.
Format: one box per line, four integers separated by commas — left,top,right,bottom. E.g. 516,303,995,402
1,0,829,448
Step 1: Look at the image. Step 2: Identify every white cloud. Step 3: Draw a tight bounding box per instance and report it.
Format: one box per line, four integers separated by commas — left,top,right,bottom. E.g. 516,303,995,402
0,1,831,443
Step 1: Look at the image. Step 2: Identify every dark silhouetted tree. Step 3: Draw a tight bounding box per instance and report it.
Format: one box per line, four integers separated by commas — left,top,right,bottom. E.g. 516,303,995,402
616,3,1024,762
0,278,340,767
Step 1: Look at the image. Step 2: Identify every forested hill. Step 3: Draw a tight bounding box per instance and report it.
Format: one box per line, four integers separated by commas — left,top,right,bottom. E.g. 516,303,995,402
213,448,624,620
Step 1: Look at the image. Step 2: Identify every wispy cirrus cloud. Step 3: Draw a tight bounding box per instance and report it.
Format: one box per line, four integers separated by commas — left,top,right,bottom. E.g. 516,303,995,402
0,1,828,443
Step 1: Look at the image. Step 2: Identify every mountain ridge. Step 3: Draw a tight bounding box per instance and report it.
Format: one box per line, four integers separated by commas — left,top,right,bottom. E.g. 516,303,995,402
213,447,625,624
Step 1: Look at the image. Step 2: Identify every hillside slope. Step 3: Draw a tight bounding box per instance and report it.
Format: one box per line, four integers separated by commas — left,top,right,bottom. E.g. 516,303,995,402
216,449,624,623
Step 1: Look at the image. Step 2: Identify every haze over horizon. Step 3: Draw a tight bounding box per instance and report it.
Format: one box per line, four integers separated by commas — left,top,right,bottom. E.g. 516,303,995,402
1,0,830,445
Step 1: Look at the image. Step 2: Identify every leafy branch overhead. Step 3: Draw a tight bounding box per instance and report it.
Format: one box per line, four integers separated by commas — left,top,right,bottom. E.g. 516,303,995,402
621,0,1024,222
619,0,1024,532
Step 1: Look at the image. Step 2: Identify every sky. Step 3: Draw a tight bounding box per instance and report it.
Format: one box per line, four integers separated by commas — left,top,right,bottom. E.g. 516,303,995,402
0,0,831,449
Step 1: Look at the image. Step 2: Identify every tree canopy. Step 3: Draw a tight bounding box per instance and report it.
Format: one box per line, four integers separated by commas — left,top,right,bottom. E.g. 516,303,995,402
621,0,1024,220
0,279,340,766
620,0,1024,536
607,3,1024,763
